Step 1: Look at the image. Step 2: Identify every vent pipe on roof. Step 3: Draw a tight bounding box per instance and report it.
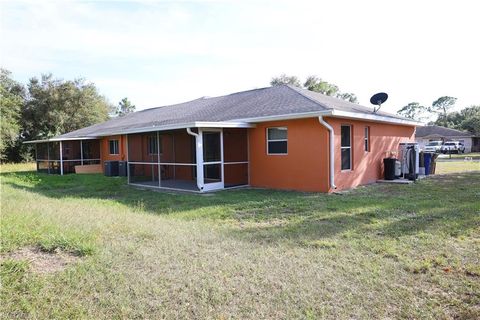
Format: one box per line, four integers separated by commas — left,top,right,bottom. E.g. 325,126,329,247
318,116,337,190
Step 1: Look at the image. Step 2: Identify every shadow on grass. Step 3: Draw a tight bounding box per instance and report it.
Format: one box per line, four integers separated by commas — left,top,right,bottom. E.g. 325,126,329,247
2,170,479,245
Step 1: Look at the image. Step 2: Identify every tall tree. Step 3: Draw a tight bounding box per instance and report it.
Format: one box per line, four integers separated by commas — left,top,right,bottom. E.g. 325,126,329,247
336,92,358,104
397,102,428,120
303,75,339,96
271,74,358,103
0,69,24,162
116,97,136,117
270,74,301,87
458,105,480,135
430,96,457,127
22,74,112,141
435,105,480,135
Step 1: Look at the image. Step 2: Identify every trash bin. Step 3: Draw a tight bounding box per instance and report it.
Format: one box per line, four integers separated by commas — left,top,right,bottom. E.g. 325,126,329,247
104,161,119,177
118,161,127,177
424,153,432,176
383,158,397,180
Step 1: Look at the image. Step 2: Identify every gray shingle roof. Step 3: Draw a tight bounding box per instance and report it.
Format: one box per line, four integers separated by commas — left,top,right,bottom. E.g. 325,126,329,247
416,125,474,138
58,84,414,139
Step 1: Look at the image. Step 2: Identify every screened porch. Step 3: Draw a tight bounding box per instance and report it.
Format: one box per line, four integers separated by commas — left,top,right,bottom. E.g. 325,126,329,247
127,128,249,192
35,139,101,174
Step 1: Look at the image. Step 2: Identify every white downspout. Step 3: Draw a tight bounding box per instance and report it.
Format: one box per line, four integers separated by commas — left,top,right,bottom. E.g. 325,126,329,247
186,128,204,191
318,116,336,190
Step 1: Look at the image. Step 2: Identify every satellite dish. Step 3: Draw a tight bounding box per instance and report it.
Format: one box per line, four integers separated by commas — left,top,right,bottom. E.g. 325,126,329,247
370,92,388,113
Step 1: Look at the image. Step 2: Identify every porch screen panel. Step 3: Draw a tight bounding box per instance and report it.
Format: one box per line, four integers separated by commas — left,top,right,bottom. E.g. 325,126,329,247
82,140,101,162
36,143,49,160
127,133,145,162
62,141,81,160
224,128,249,187
48,142,60,160
129,163,159,186
159,130,197,191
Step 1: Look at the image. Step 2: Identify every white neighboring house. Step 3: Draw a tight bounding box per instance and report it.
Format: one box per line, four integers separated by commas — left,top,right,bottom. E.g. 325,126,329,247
415,125,478,153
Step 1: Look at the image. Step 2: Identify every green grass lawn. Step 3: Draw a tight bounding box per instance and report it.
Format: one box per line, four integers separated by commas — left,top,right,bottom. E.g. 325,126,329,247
1,163,479,319
436,159,480,174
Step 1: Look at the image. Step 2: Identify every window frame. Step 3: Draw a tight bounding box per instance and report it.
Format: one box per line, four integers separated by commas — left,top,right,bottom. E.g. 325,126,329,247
340,125,352,171
109,139,119,155
147,135,158,155
266,127,288,155
364,126,370,152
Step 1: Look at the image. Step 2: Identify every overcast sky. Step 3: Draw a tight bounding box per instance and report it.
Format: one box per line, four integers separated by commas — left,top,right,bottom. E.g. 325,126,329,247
1,0,479,115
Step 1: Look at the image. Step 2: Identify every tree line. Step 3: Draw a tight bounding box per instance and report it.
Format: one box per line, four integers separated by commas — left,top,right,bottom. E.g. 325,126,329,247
270,74,358,103
397,98,480,135
272,73,479,136
0,69,135,162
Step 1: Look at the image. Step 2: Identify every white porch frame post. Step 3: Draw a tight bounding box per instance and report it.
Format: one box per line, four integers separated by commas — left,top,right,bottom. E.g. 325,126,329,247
157,131,161,187
80,140,84,165
35,144,38,171
220,128,224,184
47,142,50,174
196,130,204,191
126,134,130,184
247,129,251,186
59,141,64,176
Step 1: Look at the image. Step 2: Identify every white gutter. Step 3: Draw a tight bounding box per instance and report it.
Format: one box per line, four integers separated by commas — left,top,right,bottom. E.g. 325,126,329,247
107,121,254,136
186,128,205,191
23,121,255,144
234,110,422,127
318,116,336,190
330,110,422,127
23,137,99,144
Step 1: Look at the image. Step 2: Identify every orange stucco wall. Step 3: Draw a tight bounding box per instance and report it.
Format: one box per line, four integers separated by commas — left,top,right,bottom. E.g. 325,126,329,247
100,135,127,172
248,118,330,192
248,117,415,192
326,117,415,191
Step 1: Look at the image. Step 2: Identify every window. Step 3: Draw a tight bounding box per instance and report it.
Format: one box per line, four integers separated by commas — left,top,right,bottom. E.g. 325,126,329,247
147,135,158,155
109,139,119,155
364,126,370,152
267,127,287,154
341,125,352,170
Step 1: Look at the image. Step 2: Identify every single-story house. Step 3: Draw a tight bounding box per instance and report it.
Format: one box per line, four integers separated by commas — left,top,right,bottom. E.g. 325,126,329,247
415,125,478,153
26,84,421,193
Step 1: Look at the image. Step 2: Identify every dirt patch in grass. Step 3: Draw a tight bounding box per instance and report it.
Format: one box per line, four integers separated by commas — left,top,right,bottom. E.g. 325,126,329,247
0,246,80,274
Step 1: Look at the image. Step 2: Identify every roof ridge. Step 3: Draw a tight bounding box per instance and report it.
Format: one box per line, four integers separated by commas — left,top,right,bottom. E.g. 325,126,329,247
282,84,332,110
135,86,275,113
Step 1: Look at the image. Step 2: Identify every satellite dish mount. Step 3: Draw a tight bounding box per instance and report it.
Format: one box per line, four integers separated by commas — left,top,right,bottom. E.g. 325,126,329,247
370,92,388,113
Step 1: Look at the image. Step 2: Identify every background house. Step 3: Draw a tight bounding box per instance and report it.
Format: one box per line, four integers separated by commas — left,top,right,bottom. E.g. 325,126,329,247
415,125,478,153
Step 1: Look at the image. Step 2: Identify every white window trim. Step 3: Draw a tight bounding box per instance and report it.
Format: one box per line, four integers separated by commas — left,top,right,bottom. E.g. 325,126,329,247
341,125,352,171
364,126,370,152
109,139,119,155
267,127,288,155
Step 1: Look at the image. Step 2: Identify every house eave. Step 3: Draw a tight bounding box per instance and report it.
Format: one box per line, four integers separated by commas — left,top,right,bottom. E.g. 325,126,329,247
23,137,100,144
233,110,423,126
329,110,423,126
105,121,255,136
23,121,255,143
